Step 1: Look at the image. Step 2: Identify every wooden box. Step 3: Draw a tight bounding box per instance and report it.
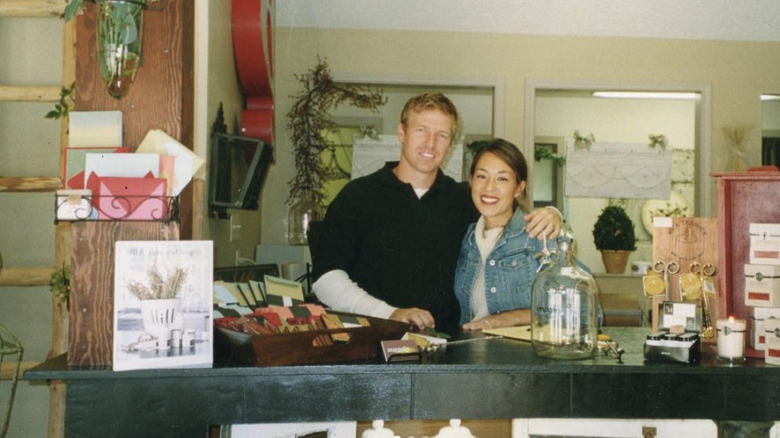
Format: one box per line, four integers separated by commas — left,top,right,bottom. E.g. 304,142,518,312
744,264,780,307
713,170,780,358
764,318,780,365
749,223,780,265
214,315,411,367
750,307,780,350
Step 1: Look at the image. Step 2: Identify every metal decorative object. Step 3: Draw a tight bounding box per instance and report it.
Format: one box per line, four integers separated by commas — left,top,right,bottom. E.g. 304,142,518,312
0,323,23,438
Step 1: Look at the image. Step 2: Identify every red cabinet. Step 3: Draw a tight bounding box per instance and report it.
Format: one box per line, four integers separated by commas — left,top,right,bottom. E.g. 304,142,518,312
713,169,780,357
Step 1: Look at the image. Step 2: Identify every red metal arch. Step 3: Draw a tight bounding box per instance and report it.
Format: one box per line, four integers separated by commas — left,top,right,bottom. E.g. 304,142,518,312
231,0,274,143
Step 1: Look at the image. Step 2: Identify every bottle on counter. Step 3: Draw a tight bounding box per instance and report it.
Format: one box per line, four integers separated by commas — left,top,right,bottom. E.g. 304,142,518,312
531,226,598,359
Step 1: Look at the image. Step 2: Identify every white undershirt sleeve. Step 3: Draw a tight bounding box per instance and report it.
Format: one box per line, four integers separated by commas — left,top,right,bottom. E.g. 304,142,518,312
312,269,397,320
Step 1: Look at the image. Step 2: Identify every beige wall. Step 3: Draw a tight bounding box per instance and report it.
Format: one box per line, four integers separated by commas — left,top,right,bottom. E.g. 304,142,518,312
0,15,64,438
263,27,780,245
200,0,261,268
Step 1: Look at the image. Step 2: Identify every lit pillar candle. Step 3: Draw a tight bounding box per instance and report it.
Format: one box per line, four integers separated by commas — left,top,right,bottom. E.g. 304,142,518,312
717,316,746,361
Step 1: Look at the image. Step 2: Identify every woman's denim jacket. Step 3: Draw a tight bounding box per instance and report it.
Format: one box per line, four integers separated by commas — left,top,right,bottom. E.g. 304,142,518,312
454,209,551,326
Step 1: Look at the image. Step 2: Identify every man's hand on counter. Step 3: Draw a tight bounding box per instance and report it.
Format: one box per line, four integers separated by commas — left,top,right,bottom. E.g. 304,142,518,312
390,307,436,331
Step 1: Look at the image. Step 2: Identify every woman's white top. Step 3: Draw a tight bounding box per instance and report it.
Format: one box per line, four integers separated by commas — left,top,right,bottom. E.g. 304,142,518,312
469,216,503,322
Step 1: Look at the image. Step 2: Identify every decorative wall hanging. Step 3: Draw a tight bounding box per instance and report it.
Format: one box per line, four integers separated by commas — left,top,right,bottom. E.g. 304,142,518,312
0,323,23,438
565,140,673,199
285,58,385,245
351,135,464,182
64,0,164,99
232,0,275,143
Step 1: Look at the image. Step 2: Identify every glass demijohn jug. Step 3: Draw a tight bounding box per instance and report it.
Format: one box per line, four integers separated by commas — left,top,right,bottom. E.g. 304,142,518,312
531,228,598,359
287,190,322,245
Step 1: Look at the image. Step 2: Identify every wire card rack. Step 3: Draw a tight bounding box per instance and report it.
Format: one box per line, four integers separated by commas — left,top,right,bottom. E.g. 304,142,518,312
54,192,179,223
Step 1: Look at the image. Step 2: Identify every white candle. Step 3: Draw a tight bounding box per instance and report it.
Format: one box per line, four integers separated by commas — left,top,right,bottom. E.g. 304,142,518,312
717,316,746,361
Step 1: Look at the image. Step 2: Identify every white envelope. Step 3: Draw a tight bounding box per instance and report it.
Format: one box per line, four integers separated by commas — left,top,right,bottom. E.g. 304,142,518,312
84,153,160,182
138,129,205,195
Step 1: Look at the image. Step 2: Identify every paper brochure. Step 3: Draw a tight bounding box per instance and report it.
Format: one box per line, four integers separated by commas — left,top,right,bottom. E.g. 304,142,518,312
113,240,213,371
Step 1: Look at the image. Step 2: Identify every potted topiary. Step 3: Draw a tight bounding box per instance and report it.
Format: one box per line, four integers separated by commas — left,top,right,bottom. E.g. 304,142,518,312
592,205,637,273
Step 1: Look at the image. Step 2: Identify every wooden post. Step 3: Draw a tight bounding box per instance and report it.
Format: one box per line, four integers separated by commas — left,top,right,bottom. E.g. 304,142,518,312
68,222,178,367
67,0,194,367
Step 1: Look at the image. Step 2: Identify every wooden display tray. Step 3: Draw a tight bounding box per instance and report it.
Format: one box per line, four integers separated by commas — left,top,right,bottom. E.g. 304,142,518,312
214,314,411,367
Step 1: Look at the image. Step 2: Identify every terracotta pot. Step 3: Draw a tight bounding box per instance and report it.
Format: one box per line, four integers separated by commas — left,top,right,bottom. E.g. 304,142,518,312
601,250,631,274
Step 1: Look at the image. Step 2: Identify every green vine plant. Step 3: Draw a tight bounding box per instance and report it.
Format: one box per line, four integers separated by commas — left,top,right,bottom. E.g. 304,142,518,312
50,265,71,303
286,57,387,205
534,146,566,166
573,130,595,148
648,133,668,149
466,140,490,154
45,82,76,120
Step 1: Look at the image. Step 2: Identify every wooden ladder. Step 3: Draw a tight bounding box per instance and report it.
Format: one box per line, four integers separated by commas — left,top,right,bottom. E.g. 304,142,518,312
0,2,73,437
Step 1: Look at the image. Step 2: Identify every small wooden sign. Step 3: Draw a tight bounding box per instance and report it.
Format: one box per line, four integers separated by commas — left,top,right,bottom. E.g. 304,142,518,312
652,217,719,334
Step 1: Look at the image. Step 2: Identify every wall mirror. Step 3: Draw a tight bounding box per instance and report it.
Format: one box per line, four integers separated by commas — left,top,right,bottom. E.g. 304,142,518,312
321,79,501,203
532,135,565,209
525,81,712,271
762,94,780,168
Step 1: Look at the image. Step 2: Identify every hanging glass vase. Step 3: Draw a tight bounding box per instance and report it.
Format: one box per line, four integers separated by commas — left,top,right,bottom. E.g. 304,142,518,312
531,227,598,359
287,190,322,245
97,0,144,99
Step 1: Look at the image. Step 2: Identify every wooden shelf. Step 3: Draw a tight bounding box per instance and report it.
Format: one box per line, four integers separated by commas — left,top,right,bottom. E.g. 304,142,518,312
0,85,60,102
0,267,53,287
0,361,37,381
0,1,65,18
0,176,62,192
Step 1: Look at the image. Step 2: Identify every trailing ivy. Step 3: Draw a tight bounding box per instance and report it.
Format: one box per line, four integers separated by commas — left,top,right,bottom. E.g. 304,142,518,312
50,265,71,303
534,146,566,166
45,83,76,120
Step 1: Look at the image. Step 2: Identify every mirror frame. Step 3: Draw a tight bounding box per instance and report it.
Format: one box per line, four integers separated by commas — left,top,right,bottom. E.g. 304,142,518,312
332,73,507,139
523,79,713,217
532,135,565,209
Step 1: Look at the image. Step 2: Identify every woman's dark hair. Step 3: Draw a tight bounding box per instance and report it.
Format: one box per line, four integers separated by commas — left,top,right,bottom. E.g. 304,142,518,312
469,138,529,211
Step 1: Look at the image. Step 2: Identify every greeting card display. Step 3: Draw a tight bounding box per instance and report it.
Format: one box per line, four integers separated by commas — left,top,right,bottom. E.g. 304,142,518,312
113,240,213,371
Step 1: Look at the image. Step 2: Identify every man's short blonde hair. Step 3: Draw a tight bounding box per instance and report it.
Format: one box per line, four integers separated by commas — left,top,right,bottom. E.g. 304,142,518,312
399,93,459,138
